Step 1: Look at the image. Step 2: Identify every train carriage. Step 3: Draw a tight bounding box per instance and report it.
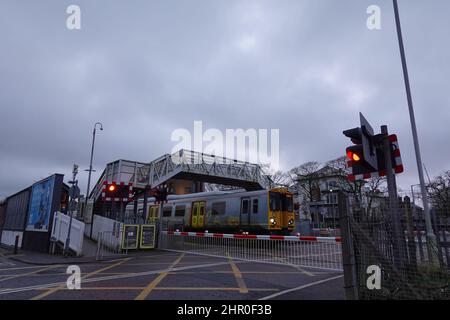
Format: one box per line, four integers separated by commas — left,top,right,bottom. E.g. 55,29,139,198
127,188,295,235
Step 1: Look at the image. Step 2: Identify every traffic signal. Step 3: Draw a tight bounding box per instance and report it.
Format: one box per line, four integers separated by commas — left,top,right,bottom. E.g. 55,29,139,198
343,113,378,176
106,183,117,194
153,183,169,204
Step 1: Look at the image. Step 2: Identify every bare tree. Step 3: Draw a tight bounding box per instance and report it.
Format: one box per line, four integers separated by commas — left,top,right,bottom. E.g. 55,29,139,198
326,156,387,215
290,161,322,203
427,170,450,217
268,170,293,188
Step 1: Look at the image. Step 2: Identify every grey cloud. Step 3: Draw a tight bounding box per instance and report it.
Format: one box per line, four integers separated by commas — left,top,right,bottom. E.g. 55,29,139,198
0,0,449,197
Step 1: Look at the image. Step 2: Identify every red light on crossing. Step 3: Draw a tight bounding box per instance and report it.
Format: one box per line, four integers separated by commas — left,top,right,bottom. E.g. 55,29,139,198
108,184,116,192
347,150,361,162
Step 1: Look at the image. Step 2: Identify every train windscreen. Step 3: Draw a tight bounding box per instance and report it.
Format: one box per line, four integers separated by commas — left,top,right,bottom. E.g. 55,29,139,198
282,195,293,212
269,192,281,211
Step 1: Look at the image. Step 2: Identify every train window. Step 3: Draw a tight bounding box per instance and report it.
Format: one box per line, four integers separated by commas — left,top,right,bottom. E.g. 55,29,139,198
211,202,226,215
252,199,258,214
163,206,172,217
269,192,281,211
241,199,250,214
175,205,185,217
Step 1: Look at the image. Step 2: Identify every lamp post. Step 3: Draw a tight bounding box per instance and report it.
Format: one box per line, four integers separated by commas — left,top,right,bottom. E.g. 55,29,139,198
392,0,437,263
84,122,103,221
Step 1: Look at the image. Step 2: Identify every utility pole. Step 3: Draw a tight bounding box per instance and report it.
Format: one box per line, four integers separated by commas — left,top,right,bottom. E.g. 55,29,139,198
84,122,103,219
392,0,438,263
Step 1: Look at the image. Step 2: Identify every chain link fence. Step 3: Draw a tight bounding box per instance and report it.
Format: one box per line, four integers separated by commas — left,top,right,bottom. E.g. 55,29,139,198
340,192,449,300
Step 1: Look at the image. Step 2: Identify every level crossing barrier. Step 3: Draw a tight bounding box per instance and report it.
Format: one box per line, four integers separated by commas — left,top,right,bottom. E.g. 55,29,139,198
159,231,343,271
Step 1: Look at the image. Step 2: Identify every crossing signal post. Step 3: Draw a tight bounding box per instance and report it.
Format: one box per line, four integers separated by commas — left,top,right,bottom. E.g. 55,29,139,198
342,113,408,271
343,113,404,181
150,183,169,248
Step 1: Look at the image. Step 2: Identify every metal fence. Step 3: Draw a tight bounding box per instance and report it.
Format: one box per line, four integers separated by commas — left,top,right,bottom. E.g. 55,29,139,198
96,230,123,260
159,231,343,271
340,192,450,300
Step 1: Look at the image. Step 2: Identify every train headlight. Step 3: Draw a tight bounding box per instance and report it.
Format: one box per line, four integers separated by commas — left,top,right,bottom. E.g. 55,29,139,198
288,219,294,225
270,218,276,225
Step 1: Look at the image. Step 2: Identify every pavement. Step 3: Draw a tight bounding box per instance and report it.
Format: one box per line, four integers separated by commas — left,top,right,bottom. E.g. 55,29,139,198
0,238,126,265
0,249,345,300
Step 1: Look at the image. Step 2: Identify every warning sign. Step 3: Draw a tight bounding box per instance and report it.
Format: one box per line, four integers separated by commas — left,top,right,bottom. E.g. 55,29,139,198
140,225,156,249
122,224,139,250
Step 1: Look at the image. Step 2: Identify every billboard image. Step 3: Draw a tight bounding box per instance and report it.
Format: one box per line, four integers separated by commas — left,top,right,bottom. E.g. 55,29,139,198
26,176,55,232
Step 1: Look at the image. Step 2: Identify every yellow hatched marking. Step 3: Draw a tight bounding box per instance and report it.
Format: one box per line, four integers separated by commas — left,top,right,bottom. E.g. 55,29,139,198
134,253,184,300
228,257,248,294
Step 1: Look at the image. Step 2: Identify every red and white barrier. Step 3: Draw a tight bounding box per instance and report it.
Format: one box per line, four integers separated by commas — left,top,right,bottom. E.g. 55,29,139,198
165,231,341,243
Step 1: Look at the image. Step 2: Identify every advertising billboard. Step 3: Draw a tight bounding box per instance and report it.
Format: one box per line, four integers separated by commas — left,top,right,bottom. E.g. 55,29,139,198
26,176,56,232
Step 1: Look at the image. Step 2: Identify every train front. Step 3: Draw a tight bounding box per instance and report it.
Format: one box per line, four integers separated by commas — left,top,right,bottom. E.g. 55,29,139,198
268,188,295,234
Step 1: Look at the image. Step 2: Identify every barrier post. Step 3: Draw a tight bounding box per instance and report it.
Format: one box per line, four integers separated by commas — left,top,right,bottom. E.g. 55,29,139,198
13,235,19,255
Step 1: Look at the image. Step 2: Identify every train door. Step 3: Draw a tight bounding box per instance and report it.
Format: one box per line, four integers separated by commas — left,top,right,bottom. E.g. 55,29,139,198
191,201,205,228
240,197,251,227
147,205,159,223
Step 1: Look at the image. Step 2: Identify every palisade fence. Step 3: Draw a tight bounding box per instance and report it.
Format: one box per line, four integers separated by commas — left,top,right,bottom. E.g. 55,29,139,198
159,231,343,271
339,192,450,300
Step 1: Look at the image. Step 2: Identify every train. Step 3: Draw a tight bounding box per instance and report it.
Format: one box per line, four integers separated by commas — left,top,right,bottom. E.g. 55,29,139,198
127,188,295,235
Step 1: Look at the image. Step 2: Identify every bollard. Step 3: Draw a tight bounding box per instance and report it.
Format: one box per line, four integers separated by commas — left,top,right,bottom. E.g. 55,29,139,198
13,235,19,254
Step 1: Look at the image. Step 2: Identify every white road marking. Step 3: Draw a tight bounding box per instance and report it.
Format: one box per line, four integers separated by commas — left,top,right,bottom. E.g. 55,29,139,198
0,260,238,296
258,274,344,300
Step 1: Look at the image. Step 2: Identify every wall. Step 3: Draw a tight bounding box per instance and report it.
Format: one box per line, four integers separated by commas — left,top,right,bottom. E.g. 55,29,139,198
1,230,23,248
3,188,31,231
51,212,85,256
168,179,204,195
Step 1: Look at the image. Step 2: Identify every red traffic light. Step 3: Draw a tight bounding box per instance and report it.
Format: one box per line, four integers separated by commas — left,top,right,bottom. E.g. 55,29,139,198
346,146,363,162
107,184,116,192
347,150,361,162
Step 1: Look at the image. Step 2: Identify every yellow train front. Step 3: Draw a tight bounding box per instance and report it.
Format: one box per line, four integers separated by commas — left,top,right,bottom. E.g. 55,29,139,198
137,188,295,235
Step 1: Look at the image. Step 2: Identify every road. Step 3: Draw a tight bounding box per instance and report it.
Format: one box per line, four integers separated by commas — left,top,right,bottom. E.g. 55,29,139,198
0,250,344,300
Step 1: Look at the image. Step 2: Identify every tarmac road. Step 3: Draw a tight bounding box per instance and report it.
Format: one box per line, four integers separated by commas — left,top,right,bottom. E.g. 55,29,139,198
0,250,344,300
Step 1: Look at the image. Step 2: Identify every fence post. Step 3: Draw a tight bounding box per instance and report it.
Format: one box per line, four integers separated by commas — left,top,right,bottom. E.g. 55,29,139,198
13,235,19,255
338,191,358,300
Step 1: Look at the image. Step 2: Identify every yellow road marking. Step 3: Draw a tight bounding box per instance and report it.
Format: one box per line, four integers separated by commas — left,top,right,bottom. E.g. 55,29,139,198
0,265,61,283
135,253,184,300
228,257,248,294
30,258,131,300
272,256,314,277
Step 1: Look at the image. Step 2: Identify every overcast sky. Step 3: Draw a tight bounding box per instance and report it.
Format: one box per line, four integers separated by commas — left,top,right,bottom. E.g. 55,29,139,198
0,0,449,198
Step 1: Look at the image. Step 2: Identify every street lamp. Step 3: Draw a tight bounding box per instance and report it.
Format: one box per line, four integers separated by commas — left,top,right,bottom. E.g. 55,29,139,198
393,0,437,262
84,122,103,221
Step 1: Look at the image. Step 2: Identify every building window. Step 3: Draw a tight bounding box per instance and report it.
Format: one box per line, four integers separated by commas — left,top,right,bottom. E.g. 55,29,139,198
211,202,226,215
326,193,338,205
326,180,338,190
